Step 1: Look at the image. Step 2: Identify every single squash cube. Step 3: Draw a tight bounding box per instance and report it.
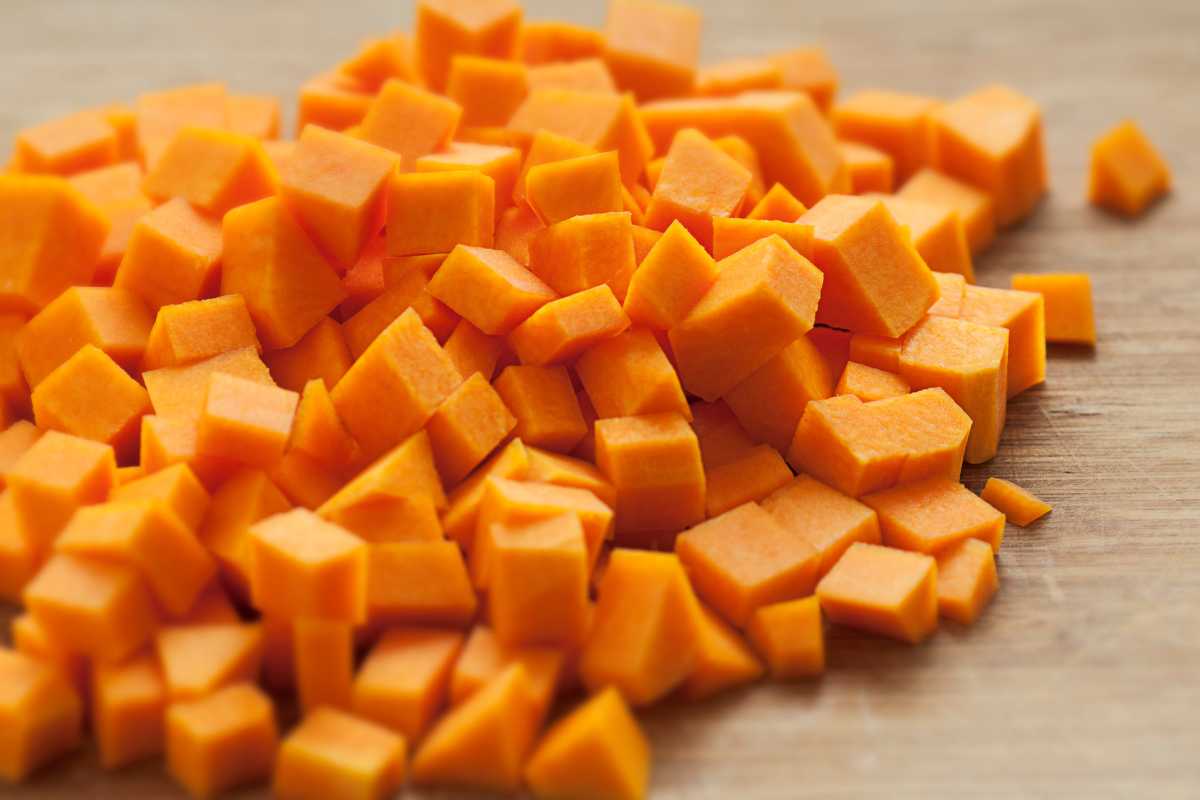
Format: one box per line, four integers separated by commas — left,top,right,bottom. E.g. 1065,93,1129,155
274,707,406,800
165,683,278,799
815,542,937,643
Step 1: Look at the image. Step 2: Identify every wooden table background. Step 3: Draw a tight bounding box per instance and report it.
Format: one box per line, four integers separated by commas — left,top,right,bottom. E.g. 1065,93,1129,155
3,0,1199,797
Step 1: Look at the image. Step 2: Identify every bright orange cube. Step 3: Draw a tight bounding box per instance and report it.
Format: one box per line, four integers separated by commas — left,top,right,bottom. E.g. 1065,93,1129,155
114,197,222,311
0,647,83,782
358,79,462,163
816,542,937,644
575,328,689,420
274,707,406,800
935,537,998,625
387,170,494,256
414,0,524,92
1010,272,1096,346
165,683,278,799
196,373,299,469
92,653,167,769
833,90,940,182
428,245,556,335
746,595,825,679
142,294,260,371
622,220,717,331
143,127,276,217
352,626,463,741
1089,119,1171,217
493,365,587,453
426,372,517,486
603,0,700,101
863,477,1005,554
508,284,631,366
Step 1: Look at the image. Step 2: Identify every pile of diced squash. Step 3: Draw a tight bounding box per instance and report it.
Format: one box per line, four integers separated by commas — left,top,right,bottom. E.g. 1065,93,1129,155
1,0,1170,797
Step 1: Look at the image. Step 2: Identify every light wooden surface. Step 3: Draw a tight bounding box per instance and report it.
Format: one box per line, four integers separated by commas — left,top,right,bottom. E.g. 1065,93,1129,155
4,1,1200,797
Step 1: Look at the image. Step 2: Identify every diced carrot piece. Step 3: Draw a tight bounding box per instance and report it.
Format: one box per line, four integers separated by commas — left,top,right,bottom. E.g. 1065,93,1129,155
330,309,462,459
195,373,298,469
761,475,881,578
816,541,937,643
143,295,259,371
980,476,1051,527
603,0,701,101
877,195,974,283
934,537,998,625
928,271,968,317
414,0,523,91
836,361,910,403
487,513,590,648
68,162,153,284
641,92,844,206
724,335,832,452
580,549,698,704
143,127,275,217
56,500,214,616
576,328,689,422
156,623,264,700
135,83,228,169
260,313,352,394
787,389,971,497
1089,119,1170,216
92,653,167,769
0,422,42,488
669,235,822,401
279,126,399,270
832,90,939,183
898,167,996,255
415,141,522,218
248,508,367,622
899,314,1009,464
443,319,505,381
848,332,900,373
143,347,272,422
222,196,346,348
959,284,1046,395
387,170,494,256
703,446,793,518
1010,272,1096,346
688,400,756,469
411,662,539,792
525,686,649,800
367,540,478,627
800,194,938,337
23,553,157,663
508,89,653,187
359,79,462,163
337,34,419,92
6,430,115,554
441,439,531,546
426,373,516,486
493,365,587,453
274,707,406,800
509,285,630,366
114,198,222,311
446,55,529,128
769,47,838,112
863,477,1005,554
681,602,763,699
199,468,290,597
19,287,152,393
0,647,83,782
292,618,354,714
622,221,717,330
12,110,119,176
645,128,752,248
525,152,623,226
528,211,637,301
745,595,825,680
165,683,278,799
296,72,374,135
226,93,281,140
353,627,462,741
838,140,894,194
746,182,807,222
0,175,108,315
930,85,1047,228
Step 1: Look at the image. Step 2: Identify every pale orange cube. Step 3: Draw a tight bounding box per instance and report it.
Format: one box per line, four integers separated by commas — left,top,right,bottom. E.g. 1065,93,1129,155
387,170,494,256
358,79,462,163
428,245,556,335
1089,120,1171,217
156,623,264,701
143,127,276,217
507,284,631,366
92,653,167,769
12,109,119,176
426,372,516,486
863,477,1005,554
622,220,717,331
414,0,523,92
575,328,689,421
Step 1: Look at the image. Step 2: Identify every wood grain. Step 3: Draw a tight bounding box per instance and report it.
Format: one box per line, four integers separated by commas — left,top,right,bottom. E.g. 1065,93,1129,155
3,0,1200,797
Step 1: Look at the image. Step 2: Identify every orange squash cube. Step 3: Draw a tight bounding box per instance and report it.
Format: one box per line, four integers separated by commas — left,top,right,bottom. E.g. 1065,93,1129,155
525,446,616,508
442,319,505,381
449,625,563,710
143,347,272,422
274,707,406,800
367,540,478,627
226,93,281,140
935,537,998,625
770,47,839,112
337,34,419,92
513,129,596,205
264,317,353,393
863,477,1005,554
816,542,937,644
1010,272,1096,346
645,129,752,248
528,211,637,302
838,140,894,194
746,182,807,222
359,79,462,163
959,284,1046,396
710,217,814,261
441,439,531,546
1089,119,1170,217
493,365,587,453
0,421,42,488
281,125,400,270
428,245,556,335
111,463,210,530
200,468,291,597
12,109,119,176
292,617,354,714
114,198,222,311
196,373,299,469
353,626,463,741
415,142,522,218
525,151,623,226
622,220,717,330
142,294,260,371
603,0,700,101
508,284,631,366
68,162,154,283
702,445,793,518
832,90,940,182
688,400,756,470
143,127,276,217
446,55,530,128
681,602,764,700
898,167,996,255
762,475,881,578
576,328,689,421
426,373,516,486
746,596,825,679
296,73,373,135
0,647,83,782
414,0,523,92
156,623,264,700
387,170,494,256
165,683,278,799
92,653,167,769
835,361,911,402
878,195,975,283
135,83,229,169
723,335,833,452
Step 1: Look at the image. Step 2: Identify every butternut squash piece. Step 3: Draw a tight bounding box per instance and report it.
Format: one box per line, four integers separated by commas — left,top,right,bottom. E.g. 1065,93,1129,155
226,93,281,140
442,439,531,547
296,72,373,135
832,90,939,182
196,373,299,469
415,0,523,92
935,537,998,625
688,400,756,469
142,295,259,371
595,412,705,542
353,627,463,741
528,211,637,301
388,170,494,256
746,182,807,222
847,332,901,373
835,361,910,402
114,198,221,311
367,540,478,627
446,55,529,128
696,56,782,97
980,477,1051,527
513,129,597,204
645,128,752,249
135,83,228,169
12,109,119,176
527,58,617,94
623,221,717,330
579,549,699,705
724,335,832,452
838,140,894,194
221,196,347,349
143,347,272,422
248,508,367,622
345,270,458,357
274,707,406,800
443,319,506,381
495,204,545,265
761,475,881,578
681,603,764,700
576,328,689,421
360,78,463,163
519,21,605,65
493,365,587,453
769,47,838,112
200,468,290,598
710,217,813,261
68,162,153,283
928,271,968,317
449,625,564,711
288,379,359,471
165,683,278,799
0,647,83,782
0,422,42,488
669,235,822,401
863,477,1005,554
876,194,975,282
319,430,446,528
747,595,824,679
429,245,556,336
426,372,516,485
898,167,996,255
143,127,276,217
92,653,167,769
703,446,793,518
156,623,264,700
525,687,650,800
603,0,701,101
815,541,937,644
1089,119,1170,216
292,618,354,714
525,446,616,508
930,85,1047,228
9,611,87,697
526,152,623,226
337,34,418,92
111,463,209,530
509,284,630,366
1010,272,1096,346
0,175,108,314
415,142,522,219
959,284,1046,396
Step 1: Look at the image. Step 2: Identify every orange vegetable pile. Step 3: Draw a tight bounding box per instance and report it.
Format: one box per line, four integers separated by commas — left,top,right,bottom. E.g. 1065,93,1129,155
0,0,1168,797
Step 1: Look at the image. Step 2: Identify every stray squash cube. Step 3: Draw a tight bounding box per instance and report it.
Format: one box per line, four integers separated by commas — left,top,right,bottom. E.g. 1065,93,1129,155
388,170,495,256
165,683,278,800
935,537,999,625
525,687,650,800
980,476,1051,527
353,626,463,741
274,707,407,800
143,127,276,217
493,365,587,453
196,373,299,469
92,653,167,769
676,502,818,628
0,647,83,782
414,0,523,92
602,0,701,101
862,477,1005,554
1010,272,1096,346
816,542,937,644
1088,119,1171,217
747,596,825,679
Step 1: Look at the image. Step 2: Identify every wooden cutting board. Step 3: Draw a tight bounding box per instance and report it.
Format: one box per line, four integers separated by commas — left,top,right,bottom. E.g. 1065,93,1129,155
2,0,1198,796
